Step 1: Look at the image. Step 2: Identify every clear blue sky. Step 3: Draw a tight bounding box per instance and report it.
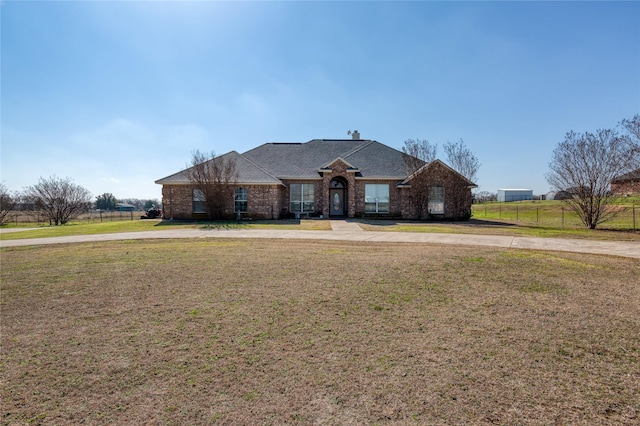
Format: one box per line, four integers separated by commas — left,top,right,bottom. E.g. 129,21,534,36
2,1,639,200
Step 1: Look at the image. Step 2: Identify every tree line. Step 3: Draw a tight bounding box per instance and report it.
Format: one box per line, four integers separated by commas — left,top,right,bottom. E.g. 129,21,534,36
0,178,160,226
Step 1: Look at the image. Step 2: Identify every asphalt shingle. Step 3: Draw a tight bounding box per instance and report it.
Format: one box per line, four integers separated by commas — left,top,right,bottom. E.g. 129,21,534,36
157,139,417,184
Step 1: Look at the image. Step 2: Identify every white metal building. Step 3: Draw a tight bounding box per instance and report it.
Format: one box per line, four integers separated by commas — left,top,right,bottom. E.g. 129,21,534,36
497,189,533,202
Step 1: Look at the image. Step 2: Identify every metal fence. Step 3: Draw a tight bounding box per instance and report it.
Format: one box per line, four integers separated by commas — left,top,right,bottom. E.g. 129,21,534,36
7,210,147,226
472,203,639,230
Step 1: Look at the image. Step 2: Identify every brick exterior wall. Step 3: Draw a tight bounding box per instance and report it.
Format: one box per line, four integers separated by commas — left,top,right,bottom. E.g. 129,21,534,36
611,180,640,195
320,160,358,217
399,162,473,220
161,185,193,220
354,179,403,217
162,184,284,220
160,161,472,220
279,179,323,217
245,185,285,219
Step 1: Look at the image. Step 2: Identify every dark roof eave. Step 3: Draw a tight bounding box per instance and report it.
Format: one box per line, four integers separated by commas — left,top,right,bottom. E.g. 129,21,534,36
155,180,285,186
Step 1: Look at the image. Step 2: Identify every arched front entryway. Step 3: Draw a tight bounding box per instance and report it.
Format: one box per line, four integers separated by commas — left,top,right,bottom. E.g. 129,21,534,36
329,177,347,217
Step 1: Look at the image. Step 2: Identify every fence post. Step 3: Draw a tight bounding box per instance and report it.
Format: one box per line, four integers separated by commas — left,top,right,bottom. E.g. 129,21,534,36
516,205,519,222
536,207,539,223
633,203,636,230
499,205,502,219
561,207,565,227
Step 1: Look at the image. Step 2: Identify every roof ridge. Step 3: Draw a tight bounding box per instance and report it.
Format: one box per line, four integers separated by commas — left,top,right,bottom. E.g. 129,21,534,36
235,151,283,183
341,140,374,159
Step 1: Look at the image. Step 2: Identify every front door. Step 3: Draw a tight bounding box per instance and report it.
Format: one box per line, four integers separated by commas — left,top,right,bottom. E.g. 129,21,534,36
329,189,344,216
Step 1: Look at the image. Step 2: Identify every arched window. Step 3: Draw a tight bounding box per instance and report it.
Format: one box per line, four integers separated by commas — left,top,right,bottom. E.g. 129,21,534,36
330,177,346,188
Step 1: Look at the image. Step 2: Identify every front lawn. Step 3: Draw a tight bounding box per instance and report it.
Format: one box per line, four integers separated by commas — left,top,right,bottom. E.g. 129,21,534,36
2,239,638,424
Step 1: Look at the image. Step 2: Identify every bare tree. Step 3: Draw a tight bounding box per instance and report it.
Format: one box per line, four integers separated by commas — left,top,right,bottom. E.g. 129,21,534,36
443,139,480,183
475,191,497,203
23,176,92,225
401,138,437,174
546,128,640,229
186,150,238,220
400,139,433,219
620,114,640,144
0,183,18,226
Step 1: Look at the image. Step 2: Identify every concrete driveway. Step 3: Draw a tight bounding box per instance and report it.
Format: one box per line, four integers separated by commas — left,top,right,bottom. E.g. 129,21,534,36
1,222,639,259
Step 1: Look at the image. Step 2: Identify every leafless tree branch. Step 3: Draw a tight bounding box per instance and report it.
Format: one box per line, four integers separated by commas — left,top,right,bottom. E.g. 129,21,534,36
186,150,238,220
0,183,18,226
546,128,639,229
401,138,436,174
23,176,92,225
443,139,480,184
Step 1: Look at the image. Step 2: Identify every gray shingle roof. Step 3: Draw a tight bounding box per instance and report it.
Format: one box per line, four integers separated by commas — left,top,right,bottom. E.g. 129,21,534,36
243,139,410,179
612,168,640,183
156,139,426,185
155,151,282,185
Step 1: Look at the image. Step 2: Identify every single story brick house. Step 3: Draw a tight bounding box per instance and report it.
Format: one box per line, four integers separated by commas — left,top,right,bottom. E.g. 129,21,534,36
155,134,477,220
611,169,640,196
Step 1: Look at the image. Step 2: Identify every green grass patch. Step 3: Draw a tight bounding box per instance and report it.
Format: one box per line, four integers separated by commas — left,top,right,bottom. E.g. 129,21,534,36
0,218,331,240
360,217,640,241
472,199,640,231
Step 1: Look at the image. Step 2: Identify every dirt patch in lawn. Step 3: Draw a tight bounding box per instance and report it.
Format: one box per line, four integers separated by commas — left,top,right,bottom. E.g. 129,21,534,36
2,239,639,425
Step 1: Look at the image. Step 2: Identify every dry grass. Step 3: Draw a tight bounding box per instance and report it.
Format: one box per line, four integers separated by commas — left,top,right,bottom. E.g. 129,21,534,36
1,239,639,425
358,219,640,242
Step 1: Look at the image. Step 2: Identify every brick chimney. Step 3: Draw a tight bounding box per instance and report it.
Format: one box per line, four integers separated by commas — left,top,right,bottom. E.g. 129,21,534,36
352,130,360,140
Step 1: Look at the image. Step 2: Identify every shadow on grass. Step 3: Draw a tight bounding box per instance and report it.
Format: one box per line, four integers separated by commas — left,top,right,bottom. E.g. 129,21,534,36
357,218,519,228
152,219,304,229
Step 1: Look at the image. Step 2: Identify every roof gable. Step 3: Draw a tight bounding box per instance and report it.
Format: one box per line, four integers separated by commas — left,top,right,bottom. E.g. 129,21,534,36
319,157,360,172
400,159,477,188
155,139,472,186
155,151,283,185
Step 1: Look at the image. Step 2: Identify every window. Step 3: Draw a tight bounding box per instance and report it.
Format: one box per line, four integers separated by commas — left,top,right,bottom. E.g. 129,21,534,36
330,179,345,188
192,189,206,214
235,188,248,213
365,184,389,213
290,183,314,213
428,186,445,214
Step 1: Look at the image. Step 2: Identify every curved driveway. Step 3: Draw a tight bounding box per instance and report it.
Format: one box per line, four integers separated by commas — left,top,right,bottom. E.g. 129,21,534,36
1,224,639,259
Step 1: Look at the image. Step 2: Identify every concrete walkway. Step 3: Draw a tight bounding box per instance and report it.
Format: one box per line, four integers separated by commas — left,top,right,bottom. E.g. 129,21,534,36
329,220,364,231
1,221,639,259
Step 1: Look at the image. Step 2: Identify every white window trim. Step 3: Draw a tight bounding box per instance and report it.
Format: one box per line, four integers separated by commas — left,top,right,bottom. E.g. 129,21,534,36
428,186,445,215
365,184,390,213
192,188,206,214
290,183,315,213
235,188,248,213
